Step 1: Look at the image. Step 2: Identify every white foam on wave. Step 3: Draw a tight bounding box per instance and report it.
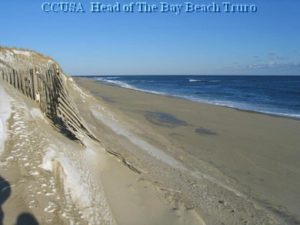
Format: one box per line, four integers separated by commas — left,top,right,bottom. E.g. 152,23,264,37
96,77,167,95
181,92,297,119
96,77,136,89
0,84,12,154
209,99,300,119
105,76,120,80
188,78,221,83
189,79,201,82
96,77,300,119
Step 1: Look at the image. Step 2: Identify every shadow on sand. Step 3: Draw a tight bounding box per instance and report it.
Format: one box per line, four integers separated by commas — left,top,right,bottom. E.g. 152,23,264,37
15,213,39,225
0,176,39,225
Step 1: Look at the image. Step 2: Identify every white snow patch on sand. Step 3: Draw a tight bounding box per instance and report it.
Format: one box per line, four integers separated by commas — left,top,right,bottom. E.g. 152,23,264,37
70,79,90,99
0,84,12,153
58,153,115,224
30,108,44,119
91,106,184,169
40,148,92,208
40,148,56,171
12,49,31,57
58,155,91,205
40,144,115,224
0,50,15,64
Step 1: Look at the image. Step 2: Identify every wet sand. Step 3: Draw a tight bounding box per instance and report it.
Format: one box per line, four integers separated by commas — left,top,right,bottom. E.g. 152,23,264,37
75,78,300,225
1,75,300,225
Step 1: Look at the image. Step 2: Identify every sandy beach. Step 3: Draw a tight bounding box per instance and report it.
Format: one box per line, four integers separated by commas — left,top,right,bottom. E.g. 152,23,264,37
74,78,300,225
1,65,300,225
1,0,300,223
0,75,206,225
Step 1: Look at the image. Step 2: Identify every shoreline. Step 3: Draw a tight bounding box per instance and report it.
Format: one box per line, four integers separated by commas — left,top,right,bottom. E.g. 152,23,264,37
75,77,300,225
75,76,300,120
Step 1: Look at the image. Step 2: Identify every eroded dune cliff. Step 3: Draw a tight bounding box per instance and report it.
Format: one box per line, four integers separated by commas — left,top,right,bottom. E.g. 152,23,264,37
0,47,96,143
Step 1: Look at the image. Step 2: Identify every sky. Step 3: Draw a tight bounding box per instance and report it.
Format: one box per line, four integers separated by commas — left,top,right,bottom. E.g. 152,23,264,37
0,0,300,75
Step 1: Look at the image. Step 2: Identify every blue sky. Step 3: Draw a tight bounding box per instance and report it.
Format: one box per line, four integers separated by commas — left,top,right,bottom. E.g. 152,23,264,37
0,0,299,75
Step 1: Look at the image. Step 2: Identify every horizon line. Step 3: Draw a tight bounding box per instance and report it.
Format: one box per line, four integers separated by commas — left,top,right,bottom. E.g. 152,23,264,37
71,74,300,76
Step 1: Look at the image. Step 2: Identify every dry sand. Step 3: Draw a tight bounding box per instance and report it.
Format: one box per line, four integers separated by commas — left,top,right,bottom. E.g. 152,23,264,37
1,75,300,225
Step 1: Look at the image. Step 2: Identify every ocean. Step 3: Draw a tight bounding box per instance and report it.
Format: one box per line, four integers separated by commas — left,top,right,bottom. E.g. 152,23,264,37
80,75,300,119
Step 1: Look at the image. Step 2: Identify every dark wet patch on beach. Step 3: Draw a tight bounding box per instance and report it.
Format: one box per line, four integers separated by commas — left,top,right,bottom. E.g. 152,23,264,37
195,127,217,135
169,132,184,138
90,91,115,103
258,199,300,225
101,96,115,103
144,111,188,128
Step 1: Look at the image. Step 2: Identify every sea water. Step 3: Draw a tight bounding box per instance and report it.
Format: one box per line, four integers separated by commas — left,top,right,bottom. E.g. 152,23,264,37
79,75,300,119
